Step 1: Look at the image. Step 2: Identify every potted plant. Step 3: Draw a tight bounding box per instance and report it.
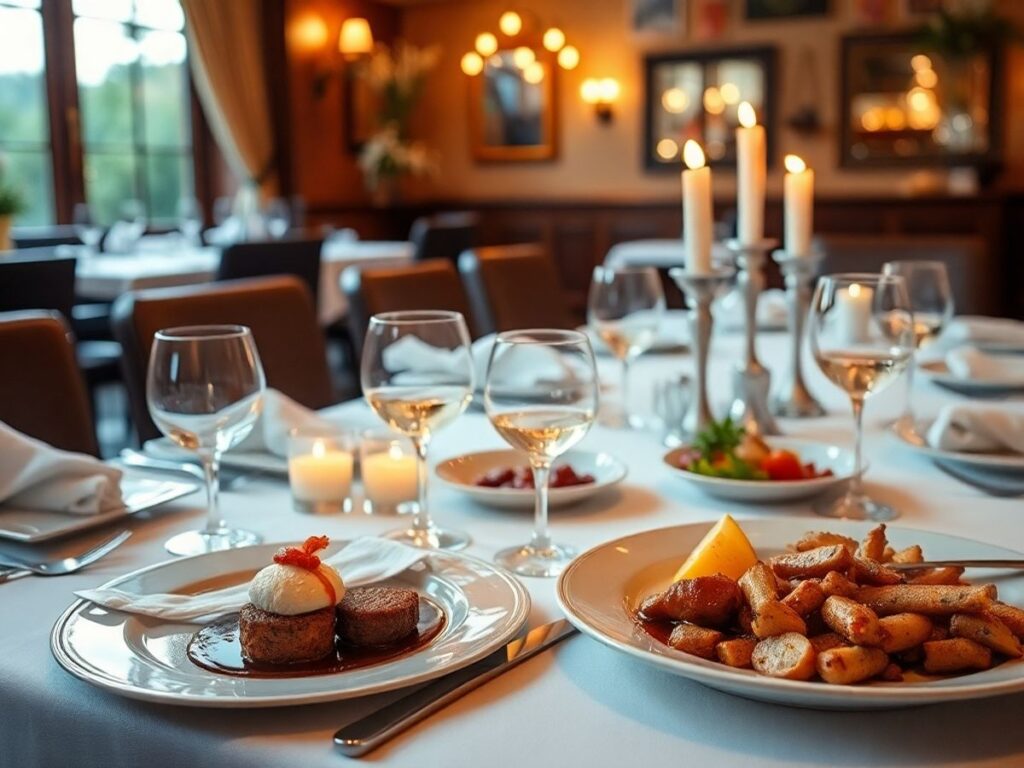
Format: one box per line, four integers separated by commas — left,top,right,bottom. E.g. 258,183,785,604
0,155,25,251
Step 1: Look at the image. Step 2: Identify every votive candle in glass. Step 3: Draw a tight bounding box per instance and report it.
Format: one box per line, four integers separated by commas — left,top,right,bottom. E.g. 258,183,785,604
359,430,418,515
287,431,354,514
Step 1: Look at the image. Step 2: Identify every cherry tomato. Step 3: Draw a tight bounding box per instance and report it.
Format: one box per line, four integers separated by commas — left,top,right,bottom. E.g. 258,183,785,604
760,450,806,481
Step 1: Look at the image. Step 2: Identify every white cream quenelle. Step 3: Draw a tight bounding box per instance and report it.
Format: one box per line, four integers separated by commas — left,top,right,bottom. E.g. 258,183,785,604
248,561,345,616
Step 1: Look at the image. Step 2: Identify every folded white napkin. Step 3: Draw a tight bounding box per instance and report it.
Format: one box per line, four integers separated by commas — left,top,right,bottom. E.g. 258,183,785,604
231,389,343,457
927,402,1024,454
0,422,123,515
929,316,1024,355
714,288,789,332
945,347,1024,383
76,537,431,622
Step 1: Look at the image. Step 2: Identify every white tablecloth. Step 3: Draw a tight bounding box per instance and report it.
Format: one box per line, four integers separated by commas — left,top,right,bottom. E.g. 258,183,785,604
73,240,414,325
605,238,733,269
3,332,1024,768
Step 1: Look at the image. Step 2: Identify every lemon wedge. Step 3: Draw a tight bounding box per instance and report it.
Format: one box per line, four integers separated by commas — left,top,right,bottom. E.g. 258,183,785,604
673,514,758,582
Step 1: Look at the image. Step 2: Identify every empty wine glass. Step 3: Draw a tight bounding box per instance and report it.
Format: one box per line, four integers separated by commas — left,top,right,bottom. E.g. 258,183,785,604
264,197,291,239
587,266,665,429
809,274,915,521
72,203,103,256
177,196,203,247
361,311,475,550
147,325,266,555
882,260,954,440
484,329,598,577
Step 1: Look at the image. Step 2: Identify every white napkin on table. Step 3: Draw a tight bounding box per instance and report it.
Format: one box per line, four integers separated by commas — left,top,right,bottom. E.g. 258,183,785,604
927,402,1024,454
0,422,123,515
929,316,1024,354
230,389,342,457
945,346,1024,383
75,537,430,622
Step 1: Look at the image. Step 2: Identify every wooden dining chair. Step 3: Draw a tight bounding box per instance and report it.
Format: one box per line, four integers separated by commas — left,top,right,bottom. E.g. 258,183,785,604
112,275,335,443
216,238,323,308
0,311,100,456
341,259,477,357
408,212,479,263
458,244,574,335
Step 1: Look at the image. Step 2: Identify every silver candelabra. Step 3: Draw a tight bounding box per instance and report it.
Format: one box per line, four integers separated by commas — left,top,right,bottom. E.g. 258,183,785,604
771,250,825,418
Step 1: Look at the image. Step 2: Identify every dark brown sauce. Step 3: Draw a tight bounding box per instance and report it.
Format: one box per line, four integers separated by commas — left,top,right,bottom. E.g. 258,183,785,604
635,615,674,646
186,597,446,678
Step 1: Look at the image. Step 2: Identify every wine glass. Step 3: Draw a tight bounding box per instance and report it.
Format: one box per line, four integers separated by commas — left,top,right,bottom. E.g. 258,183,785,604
361,310,474,550
809,274,915,521
484,329,598,577
882,260,954,440
587,266,665,429
264,198,291,239
72,203,103,256
147,325,266,555
176,196,203,247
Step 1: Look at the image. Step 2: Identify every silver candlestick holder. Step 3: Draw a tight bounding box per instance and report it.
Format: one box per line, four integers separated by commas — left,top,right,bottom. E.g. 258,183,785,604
724,238,781,437
771,250,826,418
668,266,735,437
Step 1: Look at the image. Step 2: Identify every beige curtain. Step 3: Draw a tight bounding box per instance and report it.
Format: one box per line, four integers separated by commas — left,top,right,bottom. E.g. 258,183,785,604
181,0,276,194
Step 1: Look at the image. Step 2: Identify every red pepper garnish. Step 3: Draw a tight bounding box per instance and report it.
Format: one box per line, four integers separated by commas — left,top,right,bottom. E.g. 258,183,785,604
273,535,330,570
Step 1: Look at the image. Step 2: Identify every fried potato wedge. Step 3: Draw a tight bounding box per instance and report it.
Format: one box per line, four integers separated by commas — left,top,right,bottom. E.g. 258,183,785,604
751,633,816,681
856,584,995,616
821,595,887,647
770,545,853,580
879,613,933,654
950,613,1023,659
816,646,889,685
923,638,992,674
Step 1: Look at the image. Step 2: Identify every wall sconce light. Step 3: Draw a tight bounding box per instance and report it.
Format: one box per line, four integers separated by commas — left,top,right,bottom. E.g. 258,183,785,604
310,17,374,98
581,77,620,123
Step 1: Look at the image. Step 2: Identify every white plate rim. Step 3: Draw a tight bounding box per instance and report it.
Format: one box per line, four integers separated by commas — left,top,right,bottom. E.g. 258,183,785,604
919,360,1024,392
896,421,1024,470
50,543,531,707
556,519,1024,707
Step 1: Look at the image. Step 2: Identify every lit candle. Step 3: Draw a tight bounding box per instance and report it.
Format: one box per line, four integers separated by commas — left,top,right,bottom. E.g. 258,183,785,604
784,153,815,257
682,139,712,275
288,439,353,504
361,443,418,509
736,102,765,246
836,283,873,343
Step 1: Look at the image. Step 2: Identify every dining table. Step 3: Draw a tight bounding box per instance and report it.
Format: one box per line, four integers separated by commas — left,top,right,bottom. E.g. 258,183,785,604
3,330,1024,768
73,238,414,326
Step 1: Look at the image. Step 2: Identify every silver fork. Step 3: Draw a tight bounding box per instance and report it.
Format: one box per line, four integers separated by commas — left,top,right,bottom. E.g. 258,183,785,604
0,529,132,577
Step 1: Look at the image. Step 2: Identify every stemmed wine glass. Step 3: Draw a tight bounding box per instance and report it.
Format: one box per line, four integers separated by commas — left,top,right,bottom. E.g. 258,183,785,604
361,311,475,550
587,266,665,429
264,198,291,239
147,325,266,555
484,329,598,577
881,260,954,440
177,197,203,247
72,203,103,256
809,274,915,521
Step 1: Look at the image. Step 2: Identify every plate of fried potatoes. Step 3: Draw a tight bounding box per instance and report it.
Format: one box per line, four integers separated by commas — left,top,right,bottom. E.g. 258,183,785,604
557,518,1024,709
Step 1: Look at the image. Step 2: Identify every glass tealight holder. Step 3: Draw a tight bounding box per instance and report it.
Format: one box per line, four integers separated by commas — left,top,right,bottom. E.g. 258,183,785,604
287,430,354,514
359,429,418,515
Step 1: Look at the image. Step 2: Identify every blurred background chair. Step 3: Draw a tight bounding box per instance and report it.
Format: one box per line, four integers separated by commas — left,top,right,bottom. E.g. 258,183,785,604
342,259,477,358
0,311,99,456
458,244,574,335
112,275,334,443
409,211,479,263
216,238,323,308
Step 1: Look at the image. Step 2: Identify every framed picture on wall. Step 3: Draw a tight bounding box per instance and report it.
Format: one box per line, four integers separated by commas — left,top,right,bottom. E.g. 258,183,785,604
745,0,828,20
631,0,685,36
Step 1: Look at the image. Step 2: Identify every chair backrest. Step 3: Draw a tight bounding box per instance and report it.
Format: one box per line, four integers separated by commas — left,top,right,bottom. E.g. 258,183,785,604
0,310,99,456
458,244,573,335
408,211,479,263
12,225,82,249
818,235,990,315
112,276,334,442
341,259,476,357
216,238,323,306
0,254,76,320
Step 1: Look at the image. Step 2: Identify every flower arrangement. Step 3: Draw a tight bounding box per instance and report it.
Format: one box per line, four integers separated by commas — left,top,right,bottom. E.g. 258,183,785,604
357,42,440,196
0,154,26,217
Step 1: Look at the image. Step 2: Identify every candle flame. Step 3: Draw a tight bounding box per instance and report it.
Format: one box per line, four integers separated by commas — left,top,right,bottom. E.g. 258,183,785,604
737,101,757,128
312,439,326,458
784,154,807,174
683,140,705,170
388,443,404,460
849,283,862,298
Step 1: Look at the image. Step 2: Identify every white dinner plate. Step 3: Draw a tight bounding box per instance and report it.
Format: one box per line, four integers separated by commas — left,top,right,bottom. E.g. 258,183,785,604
662,438,856,503
0,475,198,543
51,541,530,707
918,360,1024,397
144,437,288,476
895,420,1024,471
435,449,628,510
558,518,1024,710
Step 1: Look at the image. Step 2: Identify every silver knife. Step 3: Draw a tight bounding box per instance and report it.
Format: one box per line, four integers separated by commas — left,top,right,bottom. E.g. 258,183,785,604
334,618,577,757
0,566,30,584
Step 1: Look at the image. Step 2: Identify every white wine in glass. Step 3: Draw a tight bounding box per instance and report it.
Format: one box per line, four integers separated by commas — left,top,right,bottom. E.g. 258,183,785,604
361,311,474,550
587,266,664,429
882,261,954,440
810,274,915,521
147,325,266,556
485,329,598,577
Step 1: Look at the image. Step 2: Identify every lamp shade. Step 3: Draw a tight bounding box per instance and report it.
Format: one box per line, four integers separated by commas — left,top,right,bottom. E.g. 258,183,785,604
339,17,373,58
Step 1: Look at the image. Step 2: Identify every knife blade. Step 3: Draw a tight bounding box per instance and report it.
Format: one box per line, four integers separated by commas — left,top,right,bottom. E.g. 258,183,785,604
334,618,577,757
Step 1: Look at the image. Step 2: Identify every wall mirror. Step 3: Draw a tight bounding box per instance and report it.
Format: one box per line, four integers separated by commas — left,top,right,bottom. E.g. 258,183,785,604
471,50,556,161
644,47,775,171
840,32,1001,168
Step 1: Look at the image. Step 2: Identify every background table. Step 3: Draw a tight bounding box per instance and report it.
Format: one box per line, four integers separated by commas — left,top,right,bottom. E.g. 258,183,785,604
3,332,1024,768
